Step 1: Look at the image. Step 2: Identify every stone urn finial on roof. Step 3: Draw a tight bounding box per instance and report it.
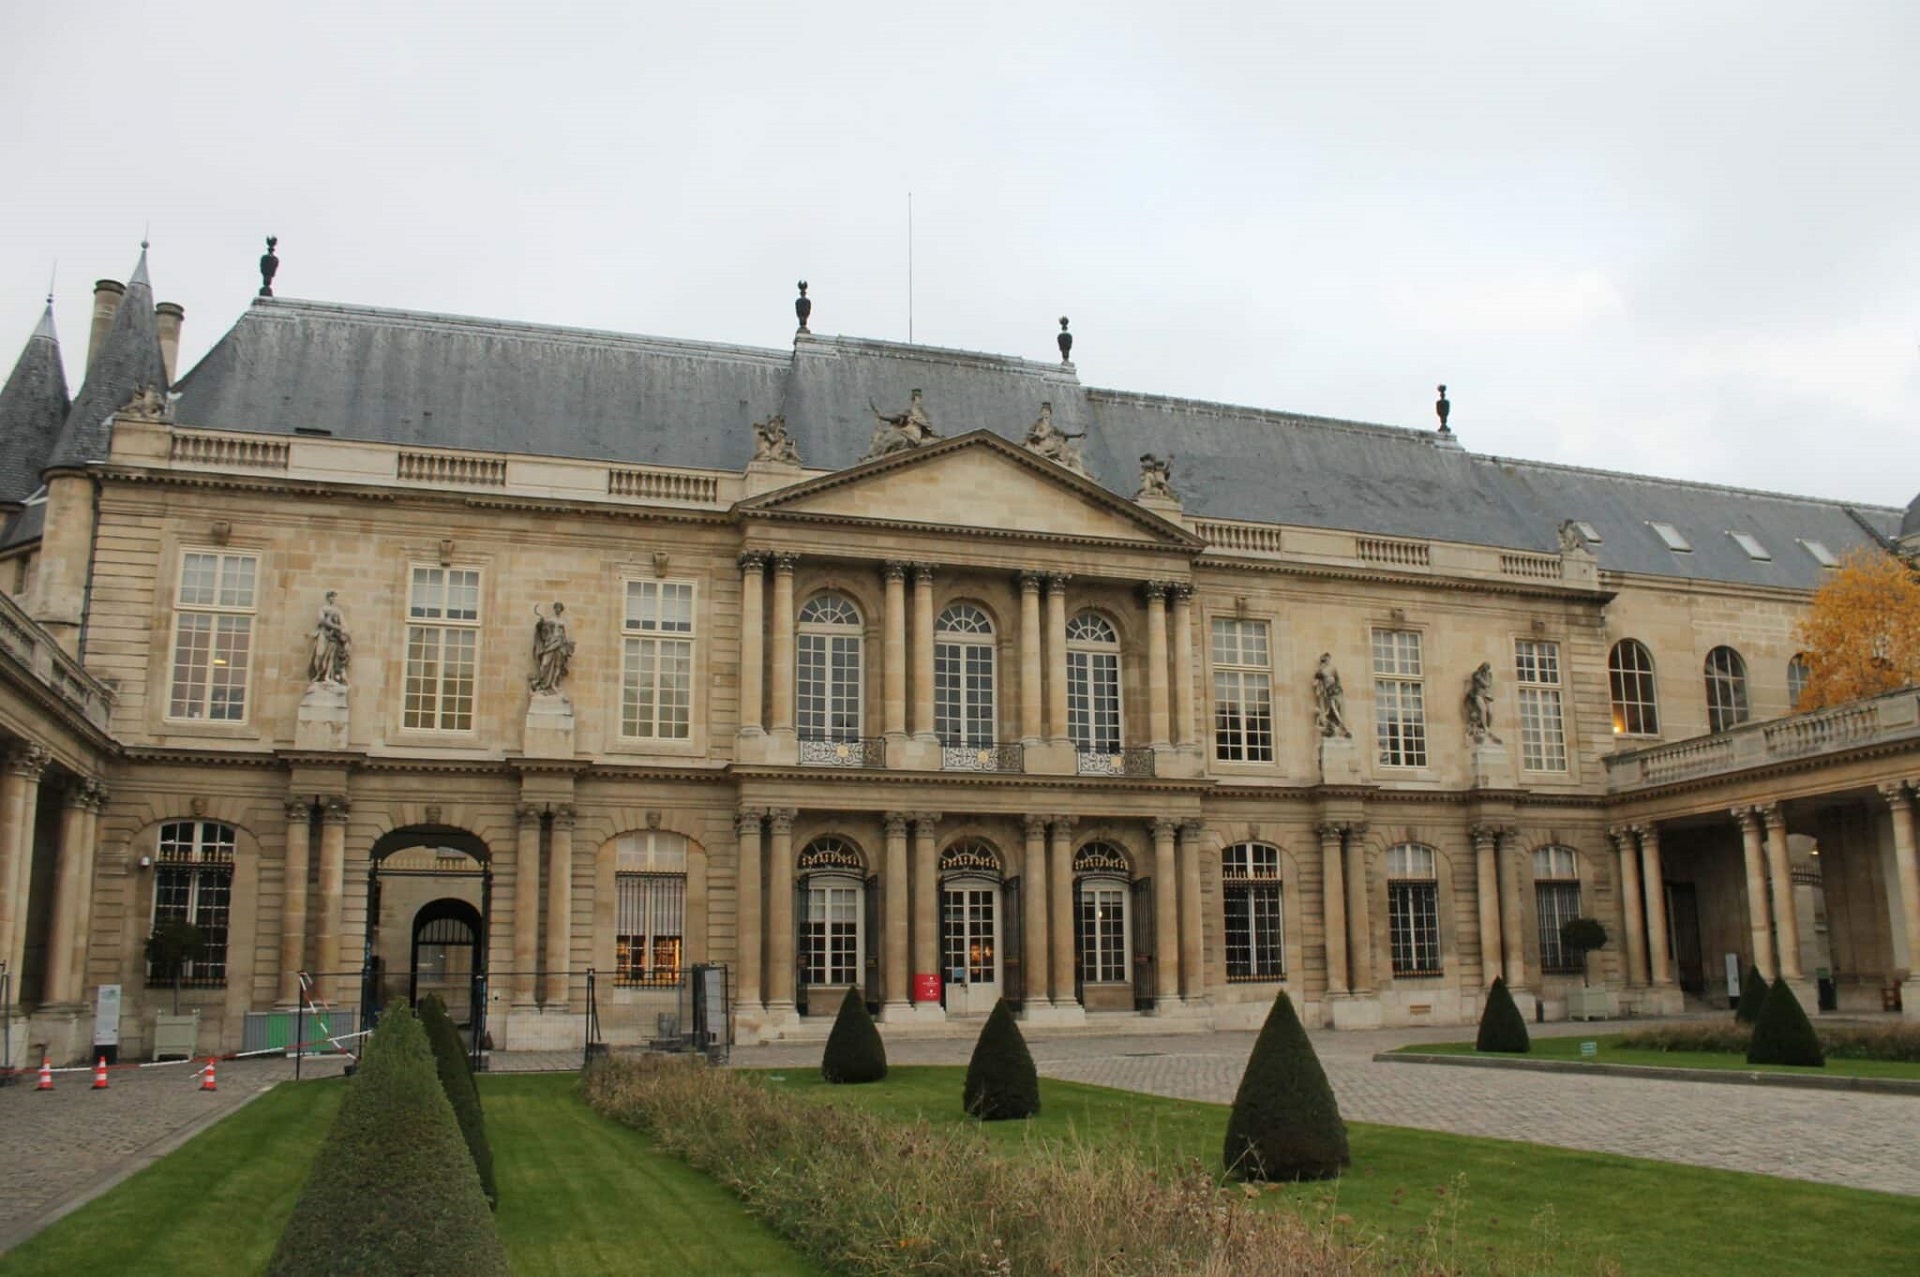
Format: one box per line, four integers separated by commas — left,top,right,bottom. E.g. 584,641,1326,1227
795,281,812,333
1435,384,1451,433
1057,316,1073,364
259,236,279,298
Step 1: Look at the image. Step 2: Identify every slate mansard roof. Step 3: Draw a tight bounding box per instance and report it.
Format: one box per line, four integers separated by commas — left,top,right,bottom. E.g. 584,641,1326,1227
158,296,1903,591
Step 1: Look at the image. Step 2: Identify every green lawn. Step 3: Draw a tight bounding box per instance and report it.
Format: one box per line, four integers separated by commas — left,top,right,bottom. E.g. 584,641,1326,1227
0,1074,821,1277
1390,1033,1920,1080
758,1065,1920,1277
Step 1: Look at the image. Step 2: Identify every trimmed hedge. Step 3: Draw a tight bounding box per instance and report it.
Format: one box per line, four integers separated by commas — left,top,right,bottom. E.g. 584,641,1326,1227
963,998,1040,1120
268,1007,508,1276
1747,977,1825,1067
821,986,888,1084
1222,991,1348,1182
1475,977,1531,1053
1735,965,1769,1025
417,994,496,1207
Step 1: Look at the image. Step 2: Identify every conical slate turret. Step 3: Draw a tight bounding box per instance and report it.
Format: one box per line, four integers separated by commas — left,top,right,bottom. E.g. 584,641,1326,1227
0,298,71,505
45,245,168,475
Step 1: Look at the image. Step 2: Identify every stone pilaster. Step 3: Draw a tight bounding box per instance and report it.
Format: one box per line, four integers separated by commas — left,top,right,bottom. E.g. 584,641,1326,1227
1317,822,1349,998
512,804,542,1006
1760,804,1802,980
910,812,943,1020
735,808,765,1009
1637,824,1674,987
737,552,767,739
1149,817,1179,1003
279,798,313,1006
1177,819,1205,1004
1017,573,1043,746
1143,581,1171,749
1609,826,1647,988
1471,824,1502,986
314,797,350,1005
0,744,50,984
1021,814,1050,1011
544,806,574,1007
764,809,797,1016
880,812,910,1019
1732,806,1777,978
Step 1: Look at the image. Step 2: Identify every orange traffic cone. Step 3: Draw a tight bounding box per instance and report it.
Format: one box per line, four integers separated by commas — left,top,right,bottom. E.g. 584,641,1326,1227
199,1056,218,1092
36,1057,53,1091
91,1056,109,1090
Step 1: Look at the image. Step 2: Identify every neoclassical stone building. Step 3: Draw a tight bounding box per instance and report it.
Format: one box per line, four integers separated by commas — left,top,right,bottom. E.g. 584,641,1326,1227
2,248,1918,1062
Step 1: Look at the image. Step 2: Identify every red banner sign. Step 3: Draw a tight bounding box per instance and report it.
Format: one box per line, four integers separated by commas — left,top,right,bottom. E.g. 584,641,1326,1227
912,973,943,1003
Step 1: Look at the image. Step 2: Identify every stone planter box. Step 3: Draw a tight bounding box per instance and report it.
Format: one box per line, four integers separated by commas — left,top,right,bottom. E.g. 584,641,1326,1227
1566,987,1612,1021
153,1011,200,1061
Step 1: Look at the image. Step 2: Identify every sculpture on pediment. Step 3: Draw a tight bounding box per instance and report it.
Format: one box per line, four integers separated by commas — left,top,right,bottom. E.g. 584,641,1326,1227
1135,453,1175,501
752,413,801,465
864,388,939,459
1023,401,1085,474
121,384,171,421
529,602,575,695
1313,653,1351,738
306,591,352,686
1465,661,1501,744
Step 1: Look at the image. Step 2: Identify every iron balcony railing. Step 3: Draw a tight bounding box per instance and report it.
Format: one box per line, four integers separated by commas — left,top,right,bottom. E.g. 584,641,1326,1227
1075,747,1157,778
798,735,886,768
940,742,1025,773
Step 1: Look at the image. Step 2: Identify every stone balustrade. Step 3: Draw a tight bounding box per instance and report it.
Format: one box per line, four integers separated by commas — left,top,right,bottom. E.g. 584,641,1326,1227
0,590,115,730
1608,686,1920,791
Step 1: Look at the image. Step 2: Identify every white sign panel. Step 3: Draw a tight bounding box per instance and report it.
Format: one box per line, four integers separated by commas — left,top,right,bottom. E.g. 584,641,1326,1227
93,984,122,1048
1724,953,1742,999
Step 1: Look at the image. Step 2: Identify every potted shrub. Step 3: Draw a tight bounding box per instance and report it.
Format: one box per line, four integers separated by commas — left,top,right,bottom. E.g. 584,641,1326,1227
144,921,204,1059
1561,917,1612,1020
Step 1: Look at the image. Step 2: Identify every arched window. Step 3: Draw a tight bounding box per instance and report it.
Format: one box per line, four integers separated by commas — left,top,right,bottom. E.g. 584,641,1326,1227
1385,844,1440,977
613,831,688,987
1787,653,1812,711
935,604,996,749
797,593,863,742
1066,611,1121,752
797,836,865,990
1532,846,1582,974
1608,639,1659,736
1073,842,1131,984
1221,843,1283,981
939,840,1004,1008
150,821,237,987
1704,646,1750,733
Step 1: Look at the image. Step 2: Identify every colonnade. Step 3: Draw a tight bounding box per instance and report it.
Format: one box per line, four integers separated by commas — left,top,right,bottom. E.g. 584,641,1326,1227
1,746,109,1011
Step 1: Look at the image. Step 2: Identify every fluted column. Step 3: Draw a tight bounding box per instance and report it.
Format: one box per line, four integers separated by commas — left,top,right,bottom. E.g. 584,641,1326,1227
1732,806,1777,978
882,813,910,1013
1048,816,1077,1005
545,806,574,1007
1045,575,1070,744
41,782,94,1004
1171,585,1195,748
1609,827,1647,987
768,554,797,735
883,563,909,741
911,812,941,1003
1318,823,1349,996
1638,824,1673,986
1761,804,1802,979
1150,818,1179,1002
911,565,937,742
1471,824,1502,986
1880,783,1920,983
1497,827,1528,990
766,809,797,1013
1178,820,1205,1001
1344,825,1372,993
735,809,764,1008
1018,573,1043,745
737,552,767,736
315,798,350,1004
1022,814,1050,1005
0,744,49,983
512,805,542,1005
1144,582,1171,749
279,798,313,1005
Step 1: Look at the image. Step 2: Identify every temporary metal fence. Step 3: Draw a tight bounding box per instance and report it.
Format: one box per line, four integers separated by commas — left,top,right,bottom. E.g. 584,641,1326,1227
0,965,13,1085
584,964,731,1069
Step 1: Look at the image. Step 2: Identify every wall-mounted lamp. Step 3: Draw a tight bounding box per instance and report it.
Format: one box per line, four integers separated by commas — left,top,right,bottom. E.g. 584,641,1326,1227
137,855,153,869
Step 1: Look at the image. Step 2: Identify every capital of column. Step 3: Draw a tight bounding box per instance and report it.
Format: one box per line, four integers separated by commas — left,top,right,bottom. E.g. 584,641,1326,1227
735,807,766,836
1149,816,1178,839
738,550,769,574
768,808,797,835
6,742,50,779
1468,823,1504,851
1606,824,1635,849
884,561,909,582
285,797,314,824
1630,822,1659,844
1346,822,1369,841
1757,803,1785,833
1172,583,1194,605
62,777,94,811
1878,780,1917,807
912,562,935,586
1017,571,1044,594
1045,572,1070,596
911,811,942,833
1022,813,1049,839
1315,821,1346,846
772,552,798,575
1049,814,1077,835
883,811,911,837
517,803,544,824
1141,580,1169,603
551,805,576,830
1730,805,1761,832
1177,818,1205,839
80,778,111,812
322,796,352,824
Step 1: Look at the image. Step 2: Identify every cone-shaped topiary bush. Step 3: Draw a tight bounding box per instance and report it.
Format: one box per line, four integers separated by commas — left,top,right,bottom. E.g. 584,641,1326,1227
820,986,888,1084
1476,976,1531,1053
963,997,1040,1120
268,1007,509,1276
1222,991,1348,1182
417,994,495,1207
1747,976,1825,1067
1735,964,1769,1025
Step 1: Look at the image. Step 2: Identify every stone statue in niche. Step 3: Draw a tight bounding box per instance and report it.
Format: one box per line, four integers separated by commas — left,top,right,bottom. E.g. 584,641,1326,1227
1135,453,1175,501
529,602,575,695
864,388,939,459
1023,401,1086,474
1465,661,1501,743
1313,653,1351,738
306,590,352,686
751,413,801,465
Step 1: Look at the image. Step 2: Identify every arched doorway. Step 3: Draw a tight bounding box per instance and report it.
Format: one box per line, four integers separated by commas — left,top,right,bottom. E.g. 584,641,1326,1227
410,897,483,1023
363,828,490,1032
939,840,1005,1015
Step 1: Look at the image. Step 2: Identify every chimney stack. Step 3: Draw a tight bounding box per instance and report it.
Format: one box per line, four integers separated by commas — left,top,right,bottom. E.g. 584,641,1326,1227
155,302,185,383
88,279,125,372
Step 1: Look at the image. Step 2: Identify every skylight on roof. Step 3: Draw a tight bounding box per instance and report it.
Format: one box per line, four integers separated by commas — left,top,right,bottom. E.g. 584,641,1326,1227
1727,532,1771,561
1573,521,1602,543
1648,521,1692,552
1799,539,1839,568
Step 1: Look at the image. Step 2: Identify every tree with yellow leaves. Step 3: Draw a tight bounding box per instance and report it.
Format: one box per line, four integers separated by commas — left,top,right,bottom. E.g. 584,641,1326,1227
1791,549,1920,711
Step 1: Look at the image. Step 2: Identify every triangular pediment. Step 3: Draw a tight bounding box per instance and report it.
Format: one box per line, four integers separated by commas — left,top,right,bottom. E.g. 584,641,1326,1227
737,431,1202,548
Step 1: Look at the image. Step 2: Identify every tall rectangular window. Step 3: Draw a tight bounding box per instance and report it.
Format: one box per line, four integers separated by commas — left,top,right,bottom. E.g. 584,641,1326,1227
149,821,236,986
168,551,257,722
1077,883,1129,982
622,580,695,739
1222,843,1284,980
1372,629,1427,768
1387,845,1441,976
403,567,481,731
804,882,862,985
1514,639,1567,771
1211,618,1273,762
1534,847,1583,974
615,872,685,986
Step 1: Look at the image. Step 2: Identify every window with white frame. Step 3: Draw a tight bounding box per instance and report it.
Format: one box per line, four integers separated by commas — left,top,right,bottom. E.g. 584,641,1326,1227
1066,611,1122,752
934,604,996,748
1787,653,1812,711
796,594,863,742
614,831,687,986
403,567,481,731
1608,639,1659,736
1077,879,1129,982
1514,639,1567,771
168,551,257,722
1222,842,1284,981
1704,645,1750,733
1212,618,1273,762
149,821,236,987
1533,846,1583,974
1372,629,1427,768
800,838,864,988
1386,843,1441,976
622,580,695,740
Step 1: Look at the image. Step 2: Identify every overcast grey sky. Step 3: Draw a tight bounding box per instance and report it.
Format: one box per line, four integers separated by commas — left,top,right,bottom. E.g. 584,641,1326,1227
2,2,1915,508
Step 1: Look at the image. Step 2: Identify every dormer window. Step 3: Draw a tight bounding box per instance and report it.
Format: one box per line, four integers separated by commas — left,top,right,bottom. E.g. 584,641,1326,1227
1648,521,1692,552
1727,532,1771,561
1799,539,1839,568
1572,520,1602,543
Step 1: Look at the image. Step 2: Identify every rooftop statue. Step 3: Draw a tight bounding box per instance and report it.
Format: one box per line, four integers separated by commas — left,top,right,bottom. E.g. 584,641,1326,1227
1023,401,1085,474
865,388,938,459
752,413,801,465
1136,453,1175,501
